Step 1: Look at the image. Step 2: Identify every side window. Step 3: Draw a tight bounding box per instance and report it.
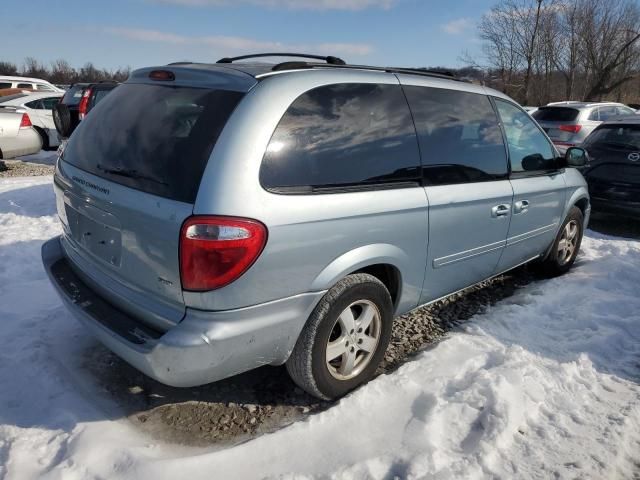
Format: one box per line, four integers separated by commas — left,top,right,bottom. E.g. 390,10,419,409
0,82,11,89
35,84,54,91
617,106,635,116
17,83,32,89
42,97,60,109
598,106,617,121
588,108,600,121
260,83,421,192
495,99,556,173
25,99,43,109
403,86,507,185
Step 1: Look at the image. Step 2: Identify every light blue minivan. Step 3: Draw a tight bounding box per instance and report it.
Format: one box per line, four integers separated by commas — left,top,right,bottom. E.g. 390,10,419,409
42,54,590,400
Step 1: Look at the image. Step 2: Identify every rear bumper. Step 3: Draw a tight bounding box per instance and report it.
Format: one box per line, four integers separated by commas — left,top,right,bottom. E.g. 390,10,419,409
1,128,41,158
42,236,324,387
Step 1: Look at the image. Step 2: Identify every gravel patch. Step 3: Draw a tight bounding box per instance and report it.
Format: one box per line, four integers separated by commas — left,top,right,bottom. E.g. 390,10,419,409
0,159,54,177
82,266,536,448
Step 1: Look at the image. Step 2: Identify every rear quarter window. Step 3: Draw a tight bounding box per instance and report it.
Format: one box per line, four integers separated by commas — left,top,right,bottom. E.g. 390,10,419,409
62,83,244,203
260,83,421,193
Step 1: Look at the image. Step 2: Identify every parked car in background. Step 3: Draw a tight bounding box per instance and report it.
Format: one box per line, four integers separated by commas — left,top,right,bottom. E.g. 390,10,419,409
533,101,637,153
0,76,64,93
523,106,538,115
580,116,640,217
0,110,42,158
42,54,590,401
0,92,63,149
53,82,118,139
0,87,36,97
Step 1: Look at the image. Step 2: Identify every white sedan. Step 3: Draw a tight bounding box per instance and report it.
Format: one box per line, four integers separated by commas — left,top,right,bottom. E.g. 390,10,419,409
0,92,63,149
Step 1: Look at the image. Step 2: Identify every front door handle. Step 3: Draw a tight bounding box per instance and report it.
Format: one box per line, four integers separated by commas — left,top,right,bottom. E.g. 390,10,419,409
514,200,530,214
492,204,511,217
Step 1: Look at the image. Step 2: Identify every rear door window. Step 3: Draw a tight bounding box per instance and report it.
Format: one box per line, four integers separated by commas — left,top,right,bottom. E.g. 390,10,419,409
495,99,556,173
62,83,244,203
260,83,421,193
532,107,579,122
598,106,617,121
403,86,508,185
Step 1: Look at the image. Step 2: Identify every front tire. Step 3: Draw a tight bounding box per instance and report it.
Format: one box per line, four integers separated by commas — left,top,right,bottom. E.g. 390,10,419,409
538,206,584,276
286,273,393,400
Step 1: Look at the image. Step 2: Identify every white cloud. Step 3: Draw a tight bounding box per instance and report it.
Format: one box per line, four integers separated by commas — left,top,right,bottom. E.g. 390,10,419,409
441,18,474,35
150,0,395,10
103,27,373,56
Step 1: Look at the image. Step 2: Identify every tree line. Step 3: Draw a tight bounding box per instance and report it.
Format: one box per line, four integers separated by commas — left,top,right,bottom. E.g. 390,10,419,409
462,0,640,105
0,58,131,85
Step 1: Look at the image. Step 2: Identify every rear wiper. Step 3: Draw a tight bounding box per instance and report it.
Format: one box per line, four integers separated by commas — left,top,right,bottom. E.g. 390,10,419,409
96,164,168,186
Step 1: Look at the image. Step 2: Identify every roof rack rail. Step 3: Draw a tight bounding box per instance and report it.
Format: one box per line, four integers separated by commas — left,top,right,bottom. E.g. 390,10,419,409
217,53,346,65
267,62,464,82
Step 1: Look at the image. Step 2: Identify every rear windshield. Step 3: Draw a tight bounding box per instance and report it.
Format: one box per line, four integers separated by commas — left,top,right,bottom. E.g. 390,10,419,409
63,83,244,203
61,85,87,106
532,107,579,122
585,125,640,150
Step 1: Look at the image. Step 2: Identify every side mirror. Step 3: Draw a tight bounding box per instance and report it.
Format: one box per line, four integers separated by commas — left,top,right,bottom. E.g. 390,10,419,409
565,147,588,167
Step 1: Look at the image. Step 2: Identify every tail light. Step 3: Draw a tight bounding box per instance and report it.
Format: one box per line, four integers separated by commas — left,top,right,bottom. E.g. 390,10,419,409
559,124,582,134
19,113,32,128
180,216,267,291
78,88,92,120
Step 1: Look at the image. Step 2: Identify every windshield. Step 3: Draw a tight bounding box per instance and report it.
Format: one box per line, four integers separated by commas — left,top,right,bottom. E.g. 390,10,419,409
585,125,640,150
532,107,579,122
61,85,87,106
62,83,244,203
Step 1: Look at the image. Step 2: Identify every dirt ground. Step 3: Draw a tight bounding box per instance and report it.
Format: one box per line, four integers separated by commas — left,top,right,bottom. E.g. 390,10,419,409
82,267,537,448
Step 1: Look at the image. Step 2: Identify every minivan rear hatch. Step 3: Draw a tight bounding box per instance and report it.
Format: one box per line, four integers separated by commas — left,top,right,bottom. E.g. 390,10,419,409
56,70,250,329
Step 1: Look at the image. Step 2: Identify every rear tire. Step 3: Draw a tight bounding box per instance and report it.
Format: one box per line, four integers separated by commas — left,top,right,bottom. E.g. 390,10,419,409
536,206,584,276
34,127,49,150
286,274,393,400
53,103,73,138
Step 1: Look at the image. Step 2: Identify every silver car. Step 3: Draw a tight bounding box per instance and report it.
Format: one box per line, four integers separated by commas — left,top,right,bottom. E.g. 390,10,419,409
532,101,637,153
42,54,590,400
0,110,42,159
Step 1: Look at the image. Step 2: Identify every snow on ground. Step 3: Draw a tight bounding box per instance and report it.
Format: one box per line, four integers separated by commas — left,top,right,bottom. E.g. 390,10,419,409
1,176,639,480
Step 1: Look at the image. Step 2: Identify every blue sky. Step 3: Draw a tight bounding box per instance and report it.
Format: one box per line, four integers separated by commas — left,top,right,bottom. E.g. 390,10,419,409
2,0,493,71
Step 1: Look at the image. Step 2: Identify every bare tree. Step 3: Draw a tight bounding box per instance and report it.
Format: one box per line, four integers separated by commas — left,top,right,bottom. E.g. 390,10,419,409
0,61,18,76
474,0,640,104
22,57,48,79
580,0,640,100
49,59,76,85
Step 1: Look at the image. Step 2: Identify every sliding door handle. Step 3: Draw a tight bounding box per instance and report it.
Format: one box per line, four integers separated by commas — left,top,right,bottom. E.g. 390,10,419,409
514,200,530,214
492,204,511,217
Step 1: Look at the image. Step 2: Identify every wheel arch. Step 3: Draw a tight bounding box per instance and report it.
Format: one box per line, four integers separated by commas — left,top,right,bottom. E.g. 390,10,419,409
309,244,410,314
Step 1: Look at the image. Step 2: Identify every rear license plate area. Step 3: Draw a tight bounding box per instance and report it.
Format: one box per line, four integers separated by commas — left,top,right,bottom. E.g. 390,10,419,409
63,193,122,266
